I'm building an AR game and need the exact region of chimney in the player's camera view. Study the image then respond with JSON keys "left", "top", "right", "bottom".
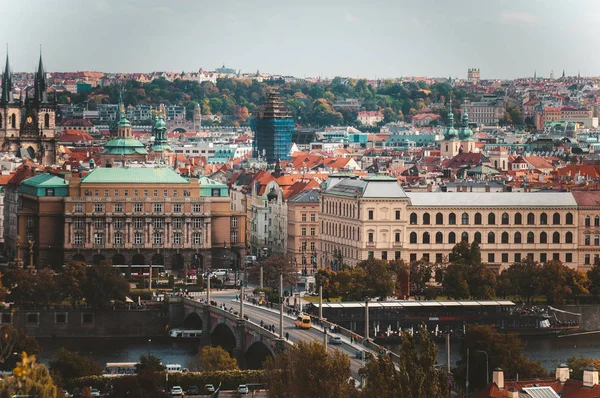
{"left": 556, "top": 363, "right": 569, "bottom": 383}
{"left": 507, "top": 388, "right": 519, "bottom": 398}
{"left": 583, "top": 367, "right": 598, "bottom": 387}
{"left": 493, "top": 367, "right": 505, "bottom": 390}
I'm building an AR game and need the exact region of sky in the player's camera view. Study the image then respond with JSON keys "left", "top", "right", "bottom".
{"left": 0, "top": 0, "right": 596, "bottom": 79}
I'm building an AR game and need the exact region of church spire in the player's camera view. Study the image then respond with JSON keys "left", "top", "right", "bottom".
{"left": 34, "top": 44, "right": 48, "bottom": 103}
{"left": 1, "top": 45, "right": 13, "bottom": 104}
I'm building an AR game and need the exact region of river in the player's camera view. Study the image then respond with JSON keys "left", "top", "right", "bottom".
{"left": 34, "top": 333, "right": 600, "bottom": 371}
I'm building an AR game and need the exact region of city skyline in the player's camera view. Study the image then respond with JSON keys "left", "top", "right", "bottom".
{"left": 0, "top": 0, "right": 597, "bottom": 79}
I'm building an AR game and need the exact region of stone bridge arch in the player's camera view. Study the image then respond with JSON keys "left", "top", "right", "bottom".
{"left": 245, "top": 338, "right": 275, "bottom": 370}
{"left": 210, "top": 319, "right": 240, "bottom": 354}
{"left": 182, "top": 312, "right": 203, "bottom": 330}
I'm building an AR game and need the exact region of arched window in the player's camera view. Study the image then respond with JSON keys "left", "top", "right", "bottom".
{"left": 436, "top": 213, "right": 443, "bottom": 225}
{"left": 488, "top": 213, "right": 496, "bottom": 225}
{"left": 449, "top": 213, "right": 456, "bottom": 225}
{"left": 436, "top": 232, "right": 443, "bottom": 244}
{"left": 44, "top": 113, "right": 50, "bottom": 128}
{"left": 488, "top": 232, "right": 495, "bottom": 244}
{"left": 10, "top": 113, "right": 15, "bottom": 128}
{"left": 474, "top": 213, "right": 482, "bottom": 225}
{"left": 540, "top": 213, "right": 548, "bottom": 225}
{"left": 423, "top": 232, "right": 430, "bottom": 244}
{"left": 553, "top": 212, "right": 560, "bottom": 225}
{"left": 514, "top": 213, "right": 522, "bottom": 225}
{"left": 566, "top": 213, "right": 573, "bottom": 225}
{"left": 586, "top": 216, "right": 591, "bottom": 227}
{"left": 540, "top": 232, "right": 547, "bottom": 244}
{"left": 566, "top": 232, "right": 573, "bottom": 244}
{"left": 501, "top": 232, "right": 509, "bottom": 244}
{"left": 514, "top": 232, "right": 521, "bottom": 244}
{"left": 474, "top": 232, "right": 481, "bottom": 243}
{"left": 410, "top": 232, "right": 417, "bottom": 244}
{"left": 501, "top": 213, "right": 509, "bottom": 225}
{"left": 527, "top": 232, "right": 534, "bottom": 244}
{"left": 527, "top": 212, "right": 535, "bottom": 225}
{"left": 461, "top": 212, "right": 469, "bottom": 225}
{"left": 423, "top": 213, "right": 430, "bottom": 225}
{"left": 448, "top": 232, "right": 456, "bottom": 244}
{"left": 553, "top": 232, "right": 560, "bottom": 244}
{"left": 596, "top": 216, "right": 600, "bottom": 227}
{"left": 410, "top": 213, "right": 417, "bottom": 225}
{"left": 461, "top": 232, "right": 469, "bottom": 242}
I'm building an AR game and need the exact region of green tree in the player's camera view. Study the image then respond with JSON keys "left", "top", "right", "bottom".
{"left": 539, "top": 260, "right": 589, "bottom": 304}
{"left": 0, "top": 352, "right": 58, "bottom": 398}
{"left": 500, "top": 260, "right": 541, "bottom": 303}
{"left": 264, "top": 341, "right": 357, "bottom": 398}
{"left": 135, "top": 354, "right": 165, "bottom": 373}
{"left": 83, "top": 262, "right": 130, "bottom": 308}
{"left": 587, "top": 264, "right": 600, "bottom": 297}
{"left": 32, "top": 268, "right": 61, "bottom": 308}
{"left": 248, "top": 254, "right": 296, "bottom": 292}
{"left": 357, "top": 259, "right": 396, "bottom": 299}
{"left": 49, "top": 348, "right": 102, "bottom": 381}
{"left": 360, "top": 326, "right": 449, "bottom": 398}
{"left": 196, "top": 346, "right": 238, "bottom": 372}
{"left": 453, "top": 325, "right": 548, "bottom": 392}
{"left": 58, "top": 261, "right": 88, "bottom": 306}
{"left": 565, "top": 356, "right": 600, "bottom": 380}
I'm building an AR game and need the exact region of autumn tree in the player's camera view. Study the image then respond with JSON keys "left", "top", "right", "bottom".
{"left": 566, "top": 356, "right": 600, "bottom": 380}
{"left": 0, "top": 326, "right": 40, "bottom": 371}
{"left": 196, "top": 346, "right": 238, "bottom": 372}
{"left": 0, "top": 352, "right": 58, "bottom": 398}
{"left": 248, "top": 254, "right": 297, "bottom": 292}
{"left": 58, "top": 261, "right": 88, "bottom": 306}
{"left": 360, "top": 326, "right": 449, "bottom": 398}
{"left": 264, "top": 341, "right": 357, "bottom": 398}
{"left": 539, "top": 260, "right": 589, "bottom": 304}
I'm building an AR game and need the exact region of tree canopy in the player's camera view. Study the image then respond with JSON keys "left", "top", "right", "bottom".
{"left": 196, "top": 346, "right": 238, "bottom": 372}
{"left": 49, "top": 348, "right": 102, "bottom": 382}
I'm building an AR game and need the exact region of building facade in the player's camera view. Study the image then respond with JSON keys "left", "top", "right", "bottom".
{"left": 287, "top": 190, "right": 319, "bottom": 273}
{"left": 251, "top": 89, "right": 295, "bottom": 163}
{"left": 461, "top": 101, "right": 504, "bottom": 126}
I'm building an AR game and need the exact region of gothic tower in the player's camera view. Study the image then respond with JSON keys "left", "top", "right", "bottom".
{"left": 193, "top": 103, "right": 202, "bottom": 131}
{"left": 0, "top": 49, "right": 21, "bottom": 143}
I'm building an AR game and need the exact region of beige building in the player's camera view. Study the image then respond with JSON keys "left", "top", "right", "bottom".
{"left": 320, "top": 175, "right": 583, "bottom": 272}
{"left": 287, "top": 190, "right": 320, "bottom": 273}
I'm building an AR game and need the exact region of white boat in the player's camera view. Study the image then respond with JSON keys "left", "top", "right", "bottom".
{"left": 169, "top": 328, "right": 203, "bottom": 338}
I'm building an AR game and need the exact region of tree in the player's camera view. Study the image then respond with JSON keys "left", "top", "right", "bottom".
{"left": 32, "top": 268, "right": 61, "bottom": 308}
{"left": 409, "top": 260, "right": 433, "bottom": 297}
{"left": 135, "top": 354, "right": 165, "bottom": 373}
{"left": 566, "top": 356, "right": 600, "bottom": 380}
{"left": 453, "top": 325, "right": 547, "bottom": 392}
{"left": 264, "top": 341, "right": 357, "bottom": 398}
{"left": 58, "top": 261, "right": 88, "bottom": 306}
{"left": 539, "top": 260, "right": 589, "bottom": 304}
{"left": 588, "top": 264, "right": 600, "bottom": 297}
{"left": 82, "top": 262, "right": 130, "bottom": 308}
{"left": 500, "top": 260, "right": 541, "bottom": 303}
{"left": 443, "top": 242, "right": 496, "bottom": 299}
{"left": 0, "top": 352, "right": 58, "bottom": 398}
{"left": 196, "top": 346, "right": 238, "bottom": 372}
{"left": 248, "top": 254, "right": 296, "bottom": 291}
{"left": 358, "top": 259, "right": 396, "bottom": 299}
{"left": 360, "top": 326, "right": 449, "bottom": 398}
{"left": 49, "top": 348, "right": 102, "bottom": 381}
{"left": 0, "top": 326, "right": 40, "bottom": 371}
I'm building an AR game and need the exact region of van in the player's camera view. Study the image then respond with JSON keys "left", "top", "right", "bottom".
{"left": 295, "top": 315, "right": 311, "bottom": 329}
{"left": 166, "top": 364, "right": 182, "bottom": 373}
{"left": 211, "top": 269, "right": 227, "bottom": 276}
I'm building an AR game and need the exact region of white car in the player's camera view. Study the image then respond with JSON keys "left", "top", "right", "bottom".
{"left": 205, "top": 384, "right": 215, "bottom": 393}
{"left": 170, "top": 386, "right": 184, "bottom": 396}
{"left": 90, "top": 389, "right": 100, "bottom": 397}
{"left": 328, "top": 336, "right": 342, "bottom": 345}
{"left": 237, "top": 384, "right": 249, "bottom": 394}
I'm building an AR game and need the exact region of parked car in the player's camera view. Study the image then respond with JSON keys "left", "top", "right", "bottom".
{"left": 170, "top": 386, "right": 184, "bottom": 396}
{"left": 355, "top": 349, "right": 365, "bottom": 359}
{"left": 328, "top": 336, "right": 342, "bottom": 345}
{"left": 187, "top": 385, "right": 199, "bottom": 395}
{"left": 237, "top": 385, "right": 249, "bottom": 394}
{"left": 90, "top": 388, "right": 101, "bottom": 397}
{"left": 204, "top": 384, "right": 215, "bottom": 393}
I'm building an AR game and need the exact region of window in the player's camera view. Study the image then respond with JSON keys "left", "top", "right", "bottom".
{"left": 394, "top": 232, "right": 402, "bottom": 243}
{"left": 94, "top": 204, "right": 104, "bottom": 213}
{"left": 173, "top": 204, "right": 182, "bottom": 213}
{"left": 163, "top": 189, "right": 168, "bottom": 197}
{"left": 114, "top": 203, "right": 123, "bottom": 213}
{"left": 381, "top": 251, "right": 388, "bottom": 260}
{"left": 410, "top": 253, "right": 417, "bottom": 263}
{"left": 113, "top": 218, "right": 124, "bottom": 229}
{"left": 552, "top": 232, "right": 560, "bottom": 244}
{"left": 553, "top": 212, "right": 560, "bottom": 225}
{"left": 134, "top": 232, "right": 143, "bottom": 245}
{"left": 585, "top": 254, "right": 591, "bottom": 265}
{"left": 488, "top": 253, "right": 495, "bottom": 263}
{"left": 114, "top": 189, "right": 119, "bottom": 197}
{"left": 474, "top": 232, "right": 481, "bottom": 243}
{"left": 368, "top": 232, "right": 374, "bottom": 243}
{"left": 540, "top": 232, "right": 547, "bottom": 244}
{"left": 134, "top": 190, "right": 138, "bottom": 197}
{"left": 94, "top": 232, "right": 104, "bottom": 245}
{"left": 596, "top": 216, "right": 600, "bottom": 227}
{"left": 435, "top": 232, "right": 443, "bottom": 244}
{"left": 461, "top": 213, "right": 469, "bottom": 225}
{"left": 192, "top": 232, "right": 202, "bottom": 245}
{"left": 540, "top": 253, "right": 547, "bottom": 263}
{"left": 153, "top": 218, "right": 164, "bottom": 229}
{"left": 586, "top": 216, "right": 591, "bottom": 227}
{"left": 82, "top": 313, "right": 94, "bottom": 324}
{"left": 501, "top": 232, "right": 509, "bottom": 244}
{"left": 74, "top": 232, "right": 84, "bottom": 245}
{"left": 124, "top": 190, "right": 129, "bottom": 197}
{"left": 302, "top": 213, "right": 307, "bottom": 222}
{"left": 449, "top": 213, "right": 456, "bottom": 225}
{"left": 93, "top": 218, "right": 104, "bottom": 229}
{"left": 153, "top": 231, "right": 163, "bottom": 245}
{"left": 211, "top": 188, "right": 221, "bottom": 197}
{"left": 113, "top": 232, "right": 123, "bottom": 245}
{"left": 74, "top": 203, "right": 83, "bottom": 213}
{"left": 540, "top": 213, "right": 548, "bottom": 225}
{"left": 368, "top": 210, "right": 374, "bottom": 220}
{"left": 488, "top": 232, "right": 495, "bottom": 244}
{"left": 461, "top": 232, "right": 468, "bottom": 242}
{"left": 133, "top": 218, "right": 144, "bottom": 229}
{"left": 144, "top": 190, "right": 148, "bottom": 197}
{"left": 192, "top": 218, "right": 203, "bottom": 228}
{"left": 73, "top": 218, "right": 84, "bottom": 229}
{"left": 436, "top": 253, "right": 443, "bottom": 264}
{"left": 310, "top": 213, "right": 316, "bottom": 222}
{"left": 566, "top": 253, "right": 573, "bottom": 263}
{"left": 134, "top": 203, "right": 143, "bottom": 212}
{"left": 527, "top": 213, "right": 535, "bottom": 225}
{"left": 488, "top": 213, "right": 496, "bottom": 225}
{"left": 55, "top": 313, "right": 67, "bottom": 324}
{"left": 193, "top": 203, "right": 202, "bottom": 212}
{"left": 448, "top": 232, "right": 456, "bottom": 244}
{"left": 501, "top": 213, "right": 509, "bottom": 225}
{"left": 514, "top": 213, "right": 522, "bottom": 225}
{"left": 409, "top": 232, "right": 417, "bottom": 244}
{"left": 310, "top": 242, "right": 315, "bottom": 251}
{"left": 436, "top": 213, "right": 443, "bottom": 225}
{"left": 395, "top": 210, "right": 401, "bottom": 220}
{"left": 409, "top": 213, "right": 417, "bottom": 224}
{"left": 527, "top": 232, "right": 534, "bottom": 244}
{"left": 310, "top": 227, "right": 315, "bottom": 236}
{"left": 515, "top": 253, "right": 521, "bottom": 262}
{"left": 423, "top": 232, "right": 430, "bottom": 244}
{"left": 566, "top": 232, "right": 573, "bottom": 244}
{"left": 46, "top": 188, "right": 55, "bottom": 196}
{"left": 423, "top": 213, "right": 431, "bottom": 225}
{"left": 173, "top": 232, "right": 182, "bottom": 245}
{"left": 395, "top": 251, "right": 401, "bottom": 260}
{"left": 26, "top": 313, "right": 39, "bottom": 325}
{"left": 302, "top": 227, "right": 307, "bottom": 236}
{"left": 566, "top": 213, "right": 573, "bottom": 225}
{"left": 553, "top": 253, "right": 560, "bottom": 261}
{"left": 183, "top": 190, "right": 190, "bottom": 197}
{"left": 153, "top": 204, "right": 163, "bottom": 213}
{"left": 596, "top": 235, "right": 600, "bottom": 246}
{"left": 514, "top": 232, "right": 521, "bottom": 244}
{"left": 474, "top": 213, "right": 482, "bottom": 225}
{"left": 154, "top": 190, "right": 158, "bottom": 197}
{"left": 172, "top": 218, "right": 183, "bottom": 229}
{"left": 501, "top": 253, "right": 509, "bottom": 263}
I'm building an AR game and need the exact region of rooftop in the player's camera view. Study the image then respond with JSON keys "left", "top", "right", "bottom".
{"left": 406, "top": 192, "right": 578, "bottom": 207}
{"left": 82, "top": 167, "right": 189, "bottom": 184}
{"left": 21, "top": 173, "right": 68, "bottom": 188}
{"left": 325, "top": 177, "right": 408, "bottom": 199}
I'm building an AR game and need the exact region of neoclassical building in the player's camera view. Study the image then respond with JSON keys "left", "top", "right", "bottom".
{"left": 319, "top": 175, "right": 596, "bottom": 272}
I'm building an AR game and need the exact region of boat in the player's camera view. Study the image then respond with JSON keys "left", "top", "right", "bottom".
{"left": 169, "top": 328, "right": 203, "bottom": 338}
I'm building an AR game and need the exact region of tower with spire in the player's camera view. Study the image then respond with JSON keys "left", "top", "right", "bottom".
{"left": 149, "top": 114, "right": 172, "bottom": 161}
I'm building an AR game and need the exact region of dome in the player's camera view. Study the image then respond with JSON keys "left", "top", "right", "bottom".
{"left": 443, "top": 111, "right": 458, "bottom": 140}
{"left": 155, "top": 115, "right": 167, "bottom": 130}
{"left": 117, "top": 116, "right": 131, "bottom": 127}
{"left": 458, "top": 112, "right": 473, "bottom": 140}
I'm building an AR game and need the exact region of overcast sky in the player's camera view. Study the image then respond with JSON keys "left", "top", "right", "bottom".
{"left": 0, "top": 0, "right": 595, "bottom": 79}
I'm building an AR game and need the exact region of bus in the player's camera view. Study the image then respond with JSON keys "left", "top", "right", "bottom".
{"left": 295, "top": 314, "right": 312, "bottom": 329}
{"left": 104, "top": 362, "right": 138, "bottom": 376}
{"left": 112, "top": 264, "right": 165, "bottom": 277}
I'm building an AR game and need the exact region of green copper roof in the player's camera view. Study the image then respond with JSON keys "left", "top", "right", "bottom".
{"left": 150, "top": 143, "right": 171, "bottom": 152}
{"left": 22, "top": 173, "right": 68, "bottom": 188}
{"left": 102, "top": 137, "right": 148, "bottom": 155}
{"left": 117, "top": 116, "right": 131, "bottom": 127}
{"left": 82, "top": 167, "right": 189, "bottom": 184}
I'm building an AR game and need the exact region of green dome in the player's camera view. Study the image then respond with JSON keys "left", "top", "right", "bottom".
{"left": 102, "top": 137, "right": 148, "bottom": 155}
{"left": 117, "top": 116, "right": 131, "bottom": 127}
{"left": 458, "top": 112, "right": 473, "bottom": 140}
{"left": 155, "top": 115, "right": 166, "bottom": 130}
{"left": 443, "top": 111, "right": 458, "bottom": 140}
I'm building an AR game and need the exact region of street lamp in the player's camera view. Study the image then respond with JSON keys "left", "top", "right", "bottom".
{"left": 474, "top": 350, "right": 489, "bottom": 385}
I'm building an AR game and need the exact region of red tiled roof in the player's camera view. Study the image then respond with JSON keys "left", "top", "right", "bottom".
{"left": 572, "top": 191, "right": 600, "bottom": 206}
